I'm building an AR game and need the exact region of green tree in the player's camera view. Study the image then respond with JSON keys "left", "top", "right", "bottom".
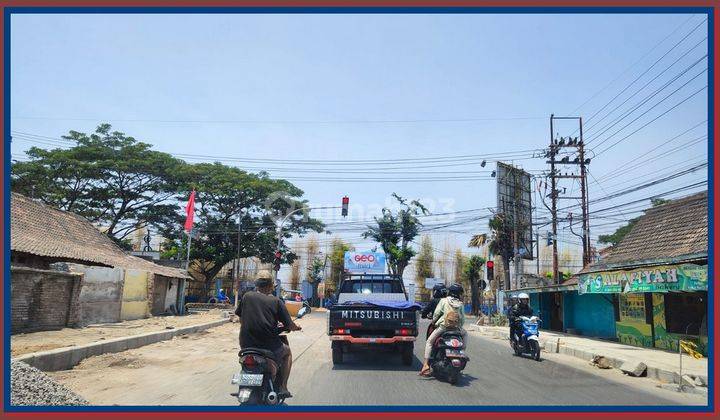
{"left": 307, "top": 256, "right": 325, "bottom": 307}
{"left": 11, "top": 124, "right": 185, "bottom": 248}
{"left": 414, "top": 235, "right": 435, "bottom": 292}
{"left": 166, "top": 162, "right": 323, "bottom": 296}
{"left": 598, "top": 198, "right": 668, "bottom": 246}
{"left": 487, "top": 214, "right": 514, "bottom": 290}
{"left": 453, "top": 249, "right": 468, "bottom": 290}
{"left": 328, "top": 238, "right": 353, "bottom": 293}
{"left": 463, "top": 255, "right": 486, "bottom": 316}
{"left": 363, "top": 194, "right": 428, "bottom": 277}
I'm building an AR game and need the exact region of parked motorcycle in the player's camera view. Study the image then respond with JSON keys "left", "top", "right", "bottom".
{"left": 510, "top": 315, "right": 542, "bottom": 361}
{"left": 429, "top": 329, "right": 469, "bottom": 385}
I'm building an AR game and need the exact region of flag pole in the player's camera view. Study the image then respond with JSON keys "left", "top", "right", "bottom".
{"left": 185, "top": 230, "right": 192, "bottom": 270}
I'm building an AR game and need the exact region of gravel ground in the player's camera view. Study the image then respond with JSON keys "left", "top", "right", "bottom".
{"left": 11, "top": 361, "right": 89, "bottom": 406}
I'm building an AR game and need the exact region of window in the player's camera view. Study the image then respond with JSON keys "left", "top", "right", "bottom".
{"left": 664, "top": 292, "right": 706, "bottom": 335}
{"left": 340, "top": 280, "right": 403, "bottom": 294}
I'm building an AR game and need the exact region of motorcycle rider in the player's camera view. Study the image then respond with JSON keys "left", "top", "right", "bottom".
{"left": 421, "top": 284, "right": 448, "bottom": 319}
{"left": 509, "top": 292, "right": 533, "bottom": 345}
{"left": 419, "top": 283, "right": 467, "bottom": 376}
{"left": 235, "top": 272, "right": 301, "bottom": 397}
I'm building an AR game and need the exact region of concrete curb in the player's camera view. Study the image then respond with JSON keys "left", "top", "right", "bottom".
{"left": 473, "top": 327, "right": 707, "bottom": 387}
{"left": 12, "top": 318, "right": 230, "bottom": 372}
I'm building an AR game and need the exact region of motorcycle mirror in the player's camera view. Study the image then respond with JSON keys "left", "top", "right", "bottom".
{"left": 297, "top": 306, "right": 308, "bottom": 319}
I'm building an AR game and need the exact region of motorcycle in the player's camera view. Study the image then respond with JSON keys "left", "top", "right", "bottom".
{"left": 231, "top": 309, "right": 307, "bottom": 405}
{"left": 510, "top": 315, "right": 542, "bottom": 361}
{"left": 429, "top": 329, "right": 469, "bottom": 385}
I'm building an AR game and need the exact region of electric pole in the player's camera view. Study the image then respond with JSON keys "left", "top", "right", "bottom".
{"left": 546, "top": 115, "right": 592, "bottom": 283}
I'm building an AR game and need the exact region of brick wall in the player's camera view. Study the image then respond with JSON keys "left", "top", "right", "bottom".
{"left": 11, "top": 266, "right": 83, "bottom": 333}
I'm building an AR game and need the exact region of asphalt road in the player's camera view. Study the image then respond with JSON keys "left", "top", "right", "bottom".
{"left": 289, "top": 314, "right": 704, "bottom": 406}
{"left": 50, "top": 311, "right": 706, "bottom": 406}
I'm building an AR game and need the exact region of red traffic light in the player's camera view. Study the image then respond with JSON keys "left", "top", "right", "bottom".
{"left": 274, "top": 251, "right": 282, "bottom": 259}
{"left": 486, "top": 261, "right": 494, "bottom": 269}
{"left": 341, "top": 196, "right": 349, "bottom": 217}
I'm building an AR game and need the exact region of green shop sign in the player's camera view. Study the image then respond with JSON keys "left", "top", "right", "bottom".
{"left": 578, "top": 264, "right": 707, "bottom": 294}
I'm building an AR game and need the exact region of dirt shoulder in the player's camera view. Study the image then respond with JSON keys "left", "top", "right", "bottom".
{"left": 11, "top": 310, "right": 228, "bottom": 357}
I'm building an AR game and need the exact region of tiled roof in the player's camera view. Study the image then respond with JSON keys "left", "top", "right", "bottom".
{"left": 585, "top": 191, "right": 707, "bottom": 272}
{"left": 11, "top": 193, "right": 189, "bottom": 278}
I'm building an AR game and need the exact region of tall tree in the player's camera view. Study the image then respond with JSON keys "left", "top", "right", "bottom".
{"left": 167, "top": 162, "right": 323, "bottom": 295}
{"left": 453, "top": 249, "right": 468, "bottom": 290}
{"left": 304, "top": 236, "right": 322, "bottom": 306}
{"left": 363, "top": 193, "right": 428, "bottom": 277}
{"left": 11, "top": 124, "right": 185, "bottom": 248}
{"left": 307, "top": 256, "right": 325, "bottom": 307}
{"left": 463, "top": 255, "right": 486, "bottom": 316}
{"left": 327, "top": 238, "right": 353, "bottom": 294}
{"left": 290, "top": 260, "right": 301, "bottom": 291}
{"left": 414, "top": 235, "right": 435, "bottom": 292}
{"left": 487, "top": 214, "right": 515, "bottom": 291}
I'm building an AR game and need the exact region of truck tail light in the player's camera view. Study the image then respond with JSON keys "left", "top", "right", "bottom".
{"left": 395, "top": 328, "right": 412, "bottom": 336}
{"left": 334, "top": 328, "right": 350, "bottom": 335}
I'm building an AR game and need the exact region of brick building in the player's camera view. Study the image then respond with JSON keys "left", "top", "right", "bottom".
{"left": 10, "top": 193, "right": 191, "bottom": 332}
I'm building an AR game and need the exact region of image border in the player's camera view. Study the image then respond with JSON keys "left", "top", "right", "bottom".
{"left": 1, "top": 2, "right": 716, "bottom": 416}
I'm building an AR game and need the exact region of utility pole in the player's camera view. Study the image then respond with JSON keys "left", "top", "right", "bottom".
{"left": 547, "top": 115, "right": 592, "bottom": 282}
{"left": 549, "top": 115, "right": 559, "bottom": 285}
{"left": 234, "top": 212, "right": 245, "bottom": 308}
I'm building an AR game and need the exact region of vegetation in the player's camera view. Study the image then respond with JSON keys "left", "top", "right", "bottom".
{"left": 414, "top": 235, "right": 435, "bottom": 291}
{"left": 363, "top": 193, "right": 428, "bottom": 277}
{"left": 327, "top": 238, "right": 353, "bottom": 293}
{"left": 11, "top": 124, "right": 324, "bottom": 295}
{"left": 463, "top": 255, "right": 486, "bottom": 315}
{"left": 486, "top": 214, "right": 515, "bottom": 290}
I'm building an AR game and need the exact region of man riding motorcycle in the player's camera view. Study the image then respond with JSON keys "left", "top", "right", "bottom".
{"left": 235, "top": 274, "right": 301, "bottom": 397}
{"left": 421, "top": 284, "right": 448, "bottom": 320}
{"left": 419, "top": 283, "right": 467, "bottom": 376}
{"left": 509, "top": 292, "right": 533, "bottom": 345}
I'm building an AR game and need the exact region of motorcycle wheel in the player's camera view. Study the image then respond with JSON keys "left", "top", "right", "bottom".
{"left": 530, "top": 340, "right": 541, "bottom": 361}
{"left": 511, "top": 340, "right": 521, "bottom": 356}
{"left": 238, "top": 388, "right": 263, "bottom": 406}
{"left": 447, "top": 370, "right": 459, "bottom": 385}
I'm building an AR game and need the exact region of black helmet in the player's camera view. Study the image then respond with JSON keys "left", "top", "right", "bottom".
{"left": 448, "top": 283, "right": 464, "bottom": 298}
{"left": 432, "top": 284, "right": 447, "bottom": 299}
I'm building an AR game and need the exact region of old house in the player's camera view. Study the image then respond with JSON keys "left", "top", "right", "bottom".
{"left": 10, "top": 193, "right": 191, "bottom": 332}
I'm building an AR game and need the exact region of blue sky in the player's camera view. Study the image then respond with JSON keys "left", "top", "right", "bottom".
{"left": 9, "top": 12, "right": 709, "bottom": 282}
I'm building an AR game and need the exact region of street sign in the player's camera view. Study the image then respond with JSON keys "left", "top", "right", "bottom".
{"left": 344, "top": 251, "right": 386, "bottom": 274}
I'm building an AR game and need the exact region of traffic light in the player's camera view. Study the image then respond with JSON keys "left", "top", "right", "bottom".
{"left": 273, "top": 250, "right": 282, "bottom": 272}
{"left": 486, "top": 260, "right": 494, "bottom": 281}
{"left": 546, "top": 232, "right": 555, "bottom": 246}
{"left": 478, "top": 279, "right": 487, "bottom": 291}
{"left": 341, "top": 196, "right": 349, "bottom": 217}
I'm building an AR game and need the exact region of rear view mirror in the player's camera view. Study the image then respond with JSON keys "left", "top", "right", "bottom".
{"left": 297, "top": 306, "right": 308, "bottom": 319}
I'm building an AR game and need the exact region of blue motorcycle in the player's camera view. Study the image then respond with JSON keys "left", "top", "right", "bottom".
{"left": 510, "top": 316, "right": 541, "bottom": 361}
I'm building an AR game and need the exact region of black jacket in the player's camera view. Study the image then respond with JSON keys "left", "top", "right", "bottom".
{"left": 510, "top": 303, "right": 533, "bottom": 322}
{"left": 421, "top": 298, "right": 441, "bottom": 319}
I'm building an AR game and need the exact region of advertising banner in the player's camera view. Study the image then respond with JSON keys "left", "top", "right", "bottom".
{"left": 344, "top": 251, "right": 387, "bottom": 274}
{"left": 578, "top": 263, "right": 707, "bottom": 294}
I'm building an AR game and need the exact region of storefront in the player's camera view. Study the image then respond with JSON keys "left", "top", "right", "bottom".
{"left": 578, "top": 263, "right": 708, "bottom": 354}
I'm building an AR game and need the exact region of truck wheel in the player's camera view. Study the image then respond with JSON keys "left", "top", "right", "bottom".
{"left": 401, "top": 344, "right": 413, "bottom": 366}
{"left": 332, "top": 343, "right": 344, "bottom": 365}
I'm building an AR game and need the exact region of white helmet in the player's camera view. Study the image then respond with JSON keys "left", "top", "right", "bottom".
{"left": 518, "top": 292, "right": 529, "bottom": 300}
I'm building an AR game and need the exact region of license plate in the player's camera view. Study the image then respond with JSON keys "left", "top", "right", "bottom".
{"left": 445, "top": 349, "right": 465, "bottom": 357}
{"left": 238, "top": 373, "right": 264, "bottom": 386}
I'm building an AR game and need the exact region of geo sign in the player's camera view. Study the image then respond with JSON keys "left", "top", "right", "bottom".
{"left": 344, "top": 251, "right": 387, "bottom": 274}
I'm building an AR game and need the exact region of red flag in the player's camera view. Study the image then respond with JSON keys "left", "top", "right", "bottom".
{"left": 184, "top": 190, "right": 196, "bottom": 233}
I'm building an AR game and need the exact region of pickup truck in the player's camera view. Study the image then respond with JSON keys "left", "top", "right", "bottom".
{"left": 328, "top": 274, "right": 420, "bottom": 366}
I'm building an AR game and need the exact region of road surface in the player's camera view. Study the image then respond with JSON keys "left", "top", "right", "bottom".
{"left": 50, "top": 312, "right": 706, "bottom": 406}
